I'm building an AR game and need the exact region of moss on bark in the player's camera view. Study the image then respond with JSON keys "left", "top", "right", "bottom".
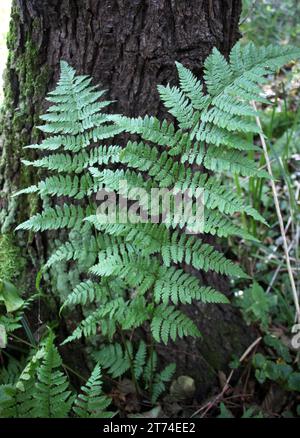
{"left": 0, "top": 0, "right": 51, "bottom": 290}
{"left": 0, "top": 1, "right": 51, "bottom": 234}
{"left": 0, "top": 233, "right": 24, "bottom": 282}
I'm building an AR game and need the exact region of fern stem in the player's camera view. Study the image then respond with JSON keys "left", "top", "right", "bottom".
{"left": 21, "top": 316, "right": 37, "bottom": 347}
{"left": 252, "top": 101, "right": 300, "bottom": 324}
{"left": 62, "top": 364, "right": 86, "bottom": 382}
{"left": 233, "top": 173, "right": 248, "bottom": 231}
{"left": 10, "top": 333, "right": 37, "bottom": 349}
{"left": 118, "top": 323, "right": 140, "bottom": 396}
{"left": 96, "top": 251, "right": 141, "bottom": 395}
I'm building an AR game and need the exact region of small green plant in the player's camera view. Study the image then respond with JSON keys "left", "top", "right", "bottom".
{"left": 93, "top": 340, "right": 176, "bottom": 403}
{"left": 236, "top": 282, "right": 277, "bottom": 329}
{"left": 218, "top": 402, "right": 263, "bottom": 418}
{"left": 253, "top": 343, "right": 300, "bottom": 393}
{"left": 0, "top": 279, "right": 34, "bottom": 348}
{"left": 235, "top": 281, "right": 300, "bottom": 415}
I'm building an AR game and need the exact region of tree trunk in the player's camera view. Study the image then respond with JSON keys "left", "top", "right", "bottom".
{"left": 0, "top": 0, "right": 254, "bottom": 398}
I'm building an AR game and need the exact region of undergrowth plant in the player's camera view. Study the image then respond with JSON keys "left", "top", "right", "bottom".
{"left": 0, "top": 332, "right": 113, "bottom": 418}
{"left": 0, "top": 279, "right": 34, "bottom": 348}
{"left": 233, "top": 281, "right": 300, "bottom": 416}
{"left": 12, "top": 42, "right": 300, "bottom": 411}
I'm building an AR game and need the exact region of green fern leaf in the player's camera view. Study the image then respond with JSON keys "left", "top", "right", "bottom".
{"left": 73, "top": 365, "right": 112, "bottom": 418}
{"left": 151, "top": 305, "right": 201, "bottom": 344}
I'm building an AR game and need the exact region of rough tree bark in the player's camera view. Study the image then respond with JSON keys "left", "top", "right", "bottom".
{"left": 0, "top": 0, "right": 254, "bottom": 397}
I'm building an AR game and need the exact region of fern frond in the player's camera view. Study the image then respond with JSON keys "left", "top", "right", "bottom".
{"left": 21, "top": 145, "right": 121, "bottom": 174}
{"left": 157, "top": 84, "right": 196, "bottom": 130}
{"left": 33, "top": 334, "right": 73, "bottom": 418}
{"left": 62, "top": 279, "right": 109, "bottom": 308}
{"left": 133, "top": 341, "right": 147, "bottom": 380}
{"left": 16, "top": 204, "right": 95, "bottom": 232}
{"left": 151, "top": 305, "right": 201, "bottom": 344}
{"left": 16, "top": 47, "right": 300, "bottom": 380}
{"left": 154, "top": 266, "right": 229, "bottom": 305}
{"left": 114, "top": 115, "right": 184, "bottom": 148}
{"left": 16, "top": 174, "right": 98, "bottom": 200}
{"left": 93, "top": 343, "right": 132, "bottom": 378}
{"left": 63, "top": 298, "right": 126, "bottom": 343}
{"left": 204, "top": 146, "right": 269, "bottom": 177}
{"left": 120, "top": 297, "right": 150, "bottom": 330}
{"left": 0, "top": 382, "right": 35, "bottom": 418}
{"left": 151, "top": 363, "right": 176, "bottom": 403}
{"left": 175, "top": 61, "right": 209, "bottom": 110}
{"left": 73, "top": 365, "right": 112, "bottom": 418}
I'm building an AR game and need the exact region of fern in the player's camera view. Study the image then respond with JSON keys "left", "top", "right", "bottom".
{"left": 0, "top": 381, "right": 36, "bottom": 418}
{"left": 150, "top": 305, "right": 201, "bottom": 345}
{"left": 151, "top": 363, "right": 176, "bottom": 403}
{"left": 93, "top": 340, "right": 175, "bottom": 403}
{"left": 15, "top": 44, "right": 300, "bottom": 407}
{"left": 61, "top": 279, "right": 109, "bottom": 308}
{"left": 43, "top": 230, "right": 104, "bottom": 269}
{"left": 62, "top": 297, "right": 128, "bottom": 344}
{"left": 33, "top": 335, "right": 74, "bottom": 418}
{"left": 85, "top": 218, "right": 246, "bottom": 278}
{"left": 0, "top": 335, "right": 72, "bottom": 418}
{"left": 0, "top": 349, "right": 40, "bottom": 417}
{"left": 133, "top": 341, "right": 147, "bottom": 380}
{"left": 0, "top": 334, "right": 113, "bottom": 418}
{"left": 93, "top": 343, "right": 132, "bottom": 378}
{"left": 154, "top": 266, "right": 229, "bottom": 305}
{"left": 16, "top": 204, "right": 94, "bottom": 232}
{"left": 22, "top": 145, "right": 121, "bottom": 174}
{"left": 73, "top": 364, "right": 112, "bottom": 418}
{"left": 16, "top": 174, "right": 101, "bottom": 200}
{"left": 0, "top": 358, "right": 26, "bottom": 386}
{"left": 91, "top": 157, "right": 267, "bottom": 224}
